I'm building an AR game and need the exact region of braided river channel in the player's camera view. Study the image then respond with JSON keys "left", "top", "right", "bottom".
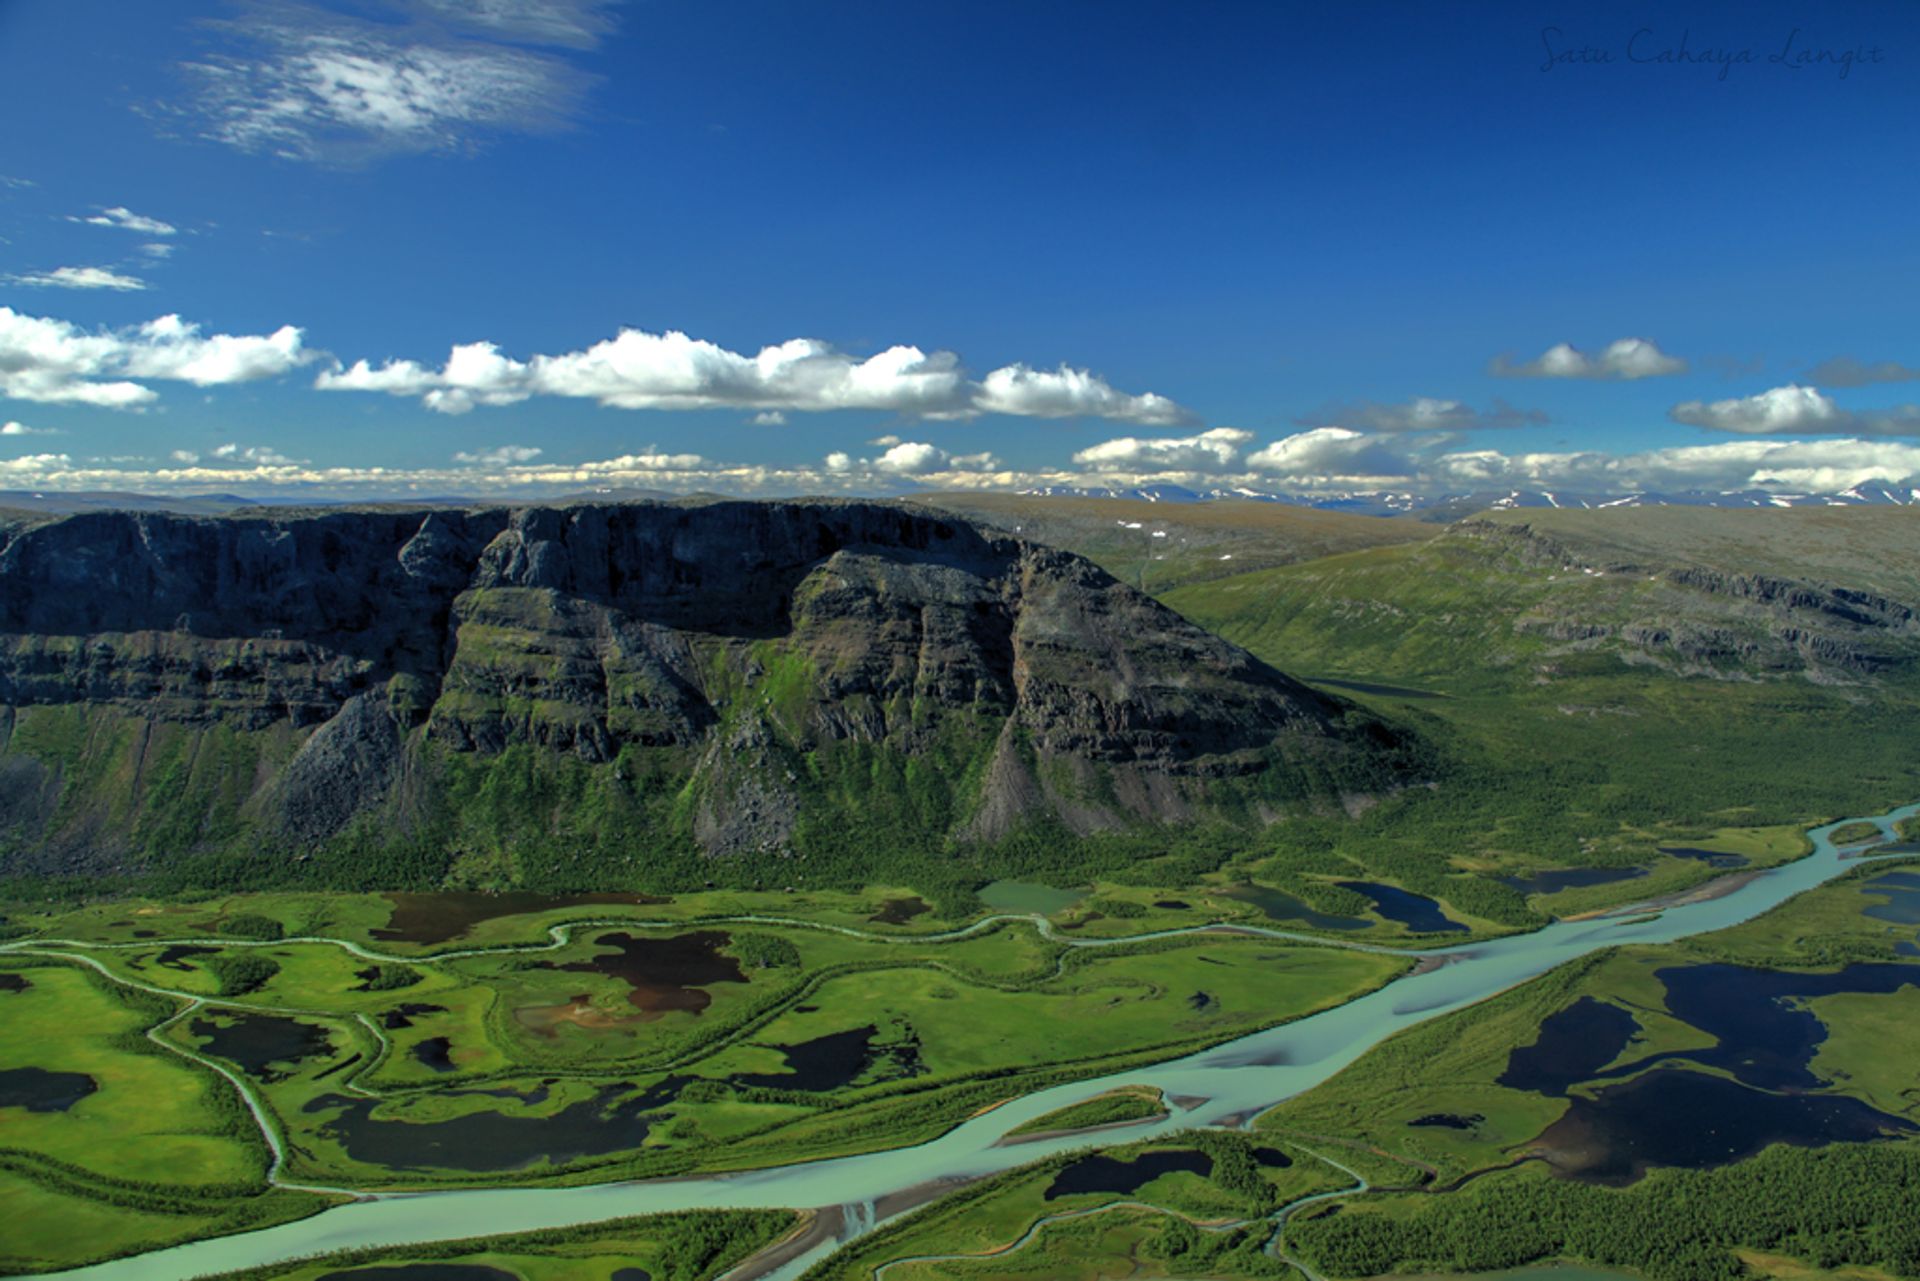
{"left": 29, "top": 803, "right": 1920, "bottom": 1281}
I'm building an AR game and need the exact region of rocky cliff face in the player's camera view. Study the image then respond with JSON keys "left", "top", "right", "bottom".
{"left": 0, "top": 500, "right": 1420, "bottom": 873}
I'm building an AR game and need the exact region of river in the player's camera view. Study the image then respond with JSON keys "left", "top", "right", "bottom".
{"left": 25, "top": 804, "right": 1920, "bottom": 1281}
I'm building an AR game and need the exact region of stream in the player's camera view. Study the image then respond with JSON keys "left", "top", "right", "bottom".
{"left": 17, "top": 803, "right": 1920, "bottom": 1281}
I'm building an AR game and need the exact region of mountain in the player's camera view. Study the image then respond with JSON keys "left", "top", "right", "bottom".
{"left": 0, "top": 500, "right": 1424, "bottom": 883}
{"left": 914, "top": 492, "right": 1428, "bottom": 593}
{"left": 1166, "top": 506, "right": 1920, "bottom": 689}
{"left": 1013, "top": 484, "right": 1920, "bottom": 521}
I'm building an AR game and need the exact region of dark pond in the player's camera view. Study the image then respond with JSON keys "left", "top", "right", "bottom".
{"left": 1538, "top": 1067, "right": 1913, "bottom": 1184}
{"left": 868, "top": 896, "right": 931, "bottom": 926}
{"left": 1861, "top": 871, "right": 1920, "bottom": 926}
{"left": 1409, "top": 1112, "right": 1484, "bottom": 1130}
{"left": 1252, "top": 1145, "right": 1293, "bottom": 1168}
{"left": 1223, "top": 883, "right": 1368, "bottom": 932}
{"left": 1612, "top": 962, "right": 1920, "bottom": 1092}
{"left": 315, "top": 1266, "right": 519, "bottom": 1281}
{"left": 382, "top": 1003, "right": 448, "bottom": 1030}
{"left": 1498, "top": 997, "right": 1641, "bottom": 1097}
{"left": 307, "top": 1076, "right": 686, "bottom": 1173}
{"left": 152, "top": 944, "right": 219, "bottom": 971}
{"left": 730, "top": 1024, "right": 923, "bottom": 1093}
{"left": 373, "top": 892, "right": 668, "bottom": 946}
{"left": 1044, "top": 1148, "right": 1214, "bottom": 1199}
{"left": 544, "top": 931, "right": 747, "bottom": 1016}
{"left": 0, "top": 1066, "right": 98, "bottom": 1112}
{"left": 1660, "top": 846, "right": 1751, "bottom": 869}
{"left": 1336, "top": 881, "right": 1466, "bottom": 933}
{"left": 413, "top": 1037, "right": 456, "bottom": 1074}
{"left": 610, "top": 1270, "right": 654, "bottom": 1281}
{"left": 0, "top": 973, "right": 29, "bottom": 993}
{"left": 191, "top": 1012, "right": 335, "bottom": 1079}
{"left": 1154, "top": 899, "right": 1189, "bottom": 910}
{"left": 1499, "top": 866, "right": 1647, "bottom": 897}
{"left": 132, "top": 929, "right": 157, "bottom": 938}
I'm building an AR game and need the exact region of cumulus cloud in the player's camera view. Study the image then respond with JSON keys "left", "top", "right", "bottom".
{"left": 1492, "top": 337, "right": 1687, "bottom": 380}
{"left": 1804, "top": 356, "right": 1920, "bottom": 388}
{"left": 972, "top": 364, "right": 1194, "bottom": 425}
{"left": 170, "top": 449, "right": 201, "bottom": 463}
{"left": 1298, "top": 396, "right": 1547, "bottom": 432}
{"left": 8, "top": 266, "right": 150, "bottom": 292}
{"left": 750, "top": 411, "right": 787, "bottom": 426}
{"left": 213, "top": 442, "right": 304, "bottom": 465}
{"left": 2, "top": 421, "right": 59, "bottom": 436}
{"left": 0, "top": 308, "right": 312, "bottom": 408}
{"left": 1669, "top": 384, "right": 1920, "bottom": 437}
{"left": 318, "top": 327, "right": 1191, "bottom": 423}
{"left": 1073, "top": 427, "right": 1252, "bottom": 472}
{"left": 73, "top": 206, "right": 177, "bottom": 235}
{"left": 454, "top": 443, "right": 543, "bottom": 465}
{"left": 177, "top": 1, "right": 612, "bottom": 163}
{"left": 823, "top": 451, "right": 853, "bottom": 472}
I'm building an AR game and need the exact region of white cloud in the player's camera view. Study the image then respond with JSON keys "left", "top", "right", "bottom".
{"left": 0, "top": 307, "right": 311, "bottom": 408}
{"left": 869, "top": 434, "right": 901, "bottom": 446}
{"left": 181, "top": 3, "right": 605, "bottom": 163}
{"left": 213, "top": 442, "right": 304, "bottom": 465}
{"left": 1, "top": 421, "right": 58, "bottom": 436}
{"left": 751, "top": 410, "right": 787, "bottom": 426}
{"left": 1492, "top": 337, "right": 1687, "bottom": 380}
{"left": 1073, "top": 427, "right": 1252, "bottom": 472}
{"left": 319, "top": 327, "right": 1192, "bottom": 423}
{"left": 871, "top": 441, "right": 946, "bottom": 474}
{"left": 8, "top": 266, "right": 150, "bottom": 292}
{"left": 824, "top": 451, "right": 853, "bottom": 472}
{"left": 74, "top": 206, "right": 177, "bottom": 235}
{"left": 1244, "top": 427, "right": 1427, "bottom": 484}
{"left": 972, "top": 363, "right": 1194, "bottom": 425}
{"left": 1300, "top": 396, "right": 1547, "bottom": 432}
{"left": 454, "top": 444, "right": 543, "bottom": 465}
{"left": 141, "top": 243, "right": 176, "bottom": 260}
{"left": 1669, "top": 384, "right": 1920, "bottom": 437}
{"left": 170, "top": 449, "right": 201, "bottom": 463}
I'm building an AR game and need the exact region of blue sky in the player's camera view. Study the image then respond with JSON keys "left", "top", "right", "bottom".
{"left": 2, "top": 0, "right": 1918, "bottom": 499}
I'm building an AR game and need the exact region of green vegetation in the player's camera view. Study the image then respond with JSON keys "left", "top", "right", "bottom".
{"left": 1288, "top": 1146, "right": 1920, "bottom": 1281}
{"left": 217, "top": 913, "right": 285, "bottom": 941}
{"left": 212, "top": 1209, "right": 799, "bottom": 1281}
{"left": 206, "top": 951, "right": 280, "bottom": 996}
{"left": 1830, "top": 821, "right": 1885, "bottom": 846}
{"left": 1006, "top": 1088, "right": 1167, "bottom": 1137}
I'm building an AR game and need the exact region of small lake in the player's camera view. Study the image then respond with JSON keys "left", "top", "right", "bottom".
{"left": 1497, "top": 997, "right": 1640, "bottom": 1097}
{"left": 373, "top": 892, "right": 668, "bottom": 946}
{"left": 729, "top": 1024, "right": 924, "bottom": 1093}
{"left": 0, "top": 1066, "right": 97, "bottom": 1112}
{"left": 191, "top": 1013, "right": 335, "bottom": 1079}
{"left": 544, "top": 931, "right": 747, "bottom": 1016}
{"left": 867, "top": 896, "right": 931, "bottom": 926}
{"left": 1862, "top": 870, "right": 1920, "bottom": 925}
{"left": 1337, "top": 881, "right": 1466, "bottom": 933}
{"left": 308, "top": 1077, "right": 685, "bottom": 1173}
{"left": 977, "top": 881, "right": 1085, "bottom": 916}
{"left": 1222, "top": 883, "right": 1369, "bottom": 932}
{"left": 1538, "top": 1066, "right": 1912, "bottom": 1184}
{"left": 1044, "top": 1148, "right": 1212, "bottom": 1199}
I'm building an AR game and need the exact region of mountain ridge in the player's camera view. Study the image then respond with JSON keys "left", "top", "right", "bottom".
{"left": 0, "top": 499, "right": 1424, "bottom": 881}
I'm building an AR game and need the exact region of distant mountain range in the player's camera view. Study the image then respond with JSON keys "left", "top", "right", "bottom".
{"left": 1015, "top": 484, "right": 1920, "bottom": 520}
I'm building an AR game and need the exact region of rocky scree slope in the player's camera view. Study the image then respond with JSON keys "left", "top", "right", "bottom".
{"left": 0, "top": 500, "right": 1421, "bottom": 874}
